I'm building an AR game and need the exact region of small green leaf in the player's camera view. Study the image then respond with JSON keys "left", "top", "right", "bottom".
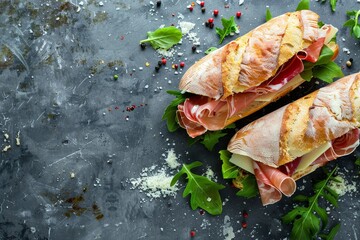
{"left": 353, "top": 25, "right": 360, "bottom": 38}
{"left": 205, "top": 47, "right": 218, "bottom": 55}
{"left": 296, "top": 0, "right": 310, "bottom": 11}
{"left": 200, "top": 131, "right": 227, "bottom": 151}
{"left": 319, "top": 223, "right": 341, "bottom": 240}
{"left": 343, "top": 19, "right": 355, "bottom": 27}
{"left": 312, "top": 62, "right": 344, "bottom": 83}
{"left": 355, "top": 158, "right": 360, "bottom": 166}
{"left": 322, "top": 192, "right": 338, "bottom": 207}
{"left": 293, "top": 194, "right": 308, "bottom": 202}
{"left": 282, "top": 207, "right": 307, "bottom": 223}
{"left": 234, "top": 171, "right": 259, "bottom": 198}
{"left": 219, "top": 150, "right": 239, "bottom": 179}
{"left": 318, "top": 21, "right": 325, "bottom": 28}
{"left": 162, "top": 90, "right": 187, "bottom": 132}
{"left": 346, "top": 10, "right": 358, "bottom": 16}
{"left": 265, "top": 7, "right": 272, "bottom": 22}
{"left": 313, "top": 203, "right": 328, "bottom": 230}
{"left": 291, "top": 212, "right": 320, "bottom": 239}
{"left": 140, "top": 26, "right": 182, "bottom": 50}
{"left": 330, "top": 0, "right": 337, "bottom": 12}
{"left": 171, "top": 161, "right": 225, "bottom": 215}
{"left": 215, "top": 16, "right": 239, "bottom": 44}
{"left": 300, "top": 69, "right": 313, "bottom": 82}
{"left": 314, "top": 45, "right": 334, "bottom": 66}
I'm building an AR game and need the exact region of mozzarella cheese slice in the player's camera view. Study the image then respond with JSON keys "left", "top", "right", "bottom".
{"left": 296, "top": 142, "right": 331, "bottom": 171}
{"left": 229, "top": 154, "right": 254, "bottom": 174}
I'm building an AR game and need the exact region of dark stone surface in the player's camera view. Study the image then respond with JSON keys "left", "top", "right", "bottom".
{"left": 0, "top": 0, "right": 359, "bottom": 239}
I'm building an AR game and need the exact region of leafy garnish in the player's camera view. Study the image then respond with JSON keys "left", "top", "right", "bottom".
{"left": 162, "top": 90, "right": 187, "bottom": 132}
{"left": 215, "top": 16, "right": 239, "bottom": 44}
{"left": 171, "top": 161, "right": 225, "bottom": 215}
{"left": 343, "top": 10, "right": 360, "bottom": 40}
{"left": 233, "top": 169, "right": 258, "bottom": 198}
{"left": 301, "top": 45, "right": 343, "bottom": 83}
{"left": 319, "top": 223, "right": 341, "bottom": 240}
{"left": 265, "top": 7, "right": 272, "bottom": 22}
{"left": 318, "top": 21, "right": 325, "bottom": 28}
{"left": 140, "top": 26, "right": 182, "bottom": 50}
{"left": 201, "top": 131, "right": 227, "bottom": 151}
{"left": 296, "top": 0, "right": 310, "bottom": 11}
{"left": 282, "top": 167, "right": 340, "bottom": 240}
{"left": 205, "top": 47, "right": 218, "bottom": 55}
{"left": 330, "top": 0, "right": 337, "bottom": 12}
{"left": 219, "top": 150, "right": 238, "bottom": 179}
{"left": 355, "top": 158, "right": 360, "bottom": 166}
{"left": 189, "top": 124, "right": 235, "bottom": 151}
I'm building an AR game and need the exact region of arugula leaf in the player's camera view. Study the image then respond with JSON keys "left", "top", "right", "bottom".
{"left": 162, "top": 90, "right": 187, "bottom": 132}
{"left": 219, "top": 150, "right": 238, "bottom": 179}
{"left": 205, "top": 47, "right": 218, "bottom": 55}
{"left": 318, "top": 21, "right": 325, "bottom": 28}
{"left": 319, "top": 223, "right": 341, "bottom": 240}
{"left": 282, "top": 167, "right": 340, "bottom": 240}
{"left": 265, "top": 7, "right": 272, "bottom": 22}
{"left": 301, "top": 45, "right": 343, "bottom": 83}
{"left": 296, "top": 0, "right": 310, "bottom": 11}
{"left": 343, "top": 10, "right": 360, "bottom": 40}
{"left": 215, "top": 16, "right": 239, "bottom": 44}
{"left": 140, "top": 26, "right": 182, "bottom": 50}
{"left": 312, "top": 62, "right": 344, "bottom": 84}
{"left": 171, "top": 161, "right": 225, "bottom": 215}
{"left": 233, "top": 169, "right": 259, "bottom": 198}
{"left": 201, "top": 131, "right": 227, "bottom": 151}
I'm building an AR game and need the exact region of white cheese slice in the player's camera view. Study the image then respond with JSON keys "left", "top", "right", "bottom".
{"left": 296, "top": 142, "right": 331, "bottom": 171}
{"left": 254, "top": 74, "right": 304, "bottom": 102}
{"left": 229, "top": 154, "right": 254, "bottom": 174}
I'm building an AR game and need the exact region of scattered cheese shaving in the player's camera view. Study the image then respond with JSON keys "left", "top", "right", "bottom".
{"left": 165, "top": 148, "right": 180, "bottom": 169}
{"left": 328, "top": 175, "right": 357, "bottom": 196}
{"left": 223, "top": 215, "right": 235, "bottom": 240}
{"left": 130, "top": 166, "right": 179, "bottom": 199}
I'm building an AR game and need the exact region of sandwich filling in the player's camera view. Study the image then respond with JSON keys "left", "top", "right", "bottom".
{"left": 230, "top": 127, "right": 359, "bottom": 206}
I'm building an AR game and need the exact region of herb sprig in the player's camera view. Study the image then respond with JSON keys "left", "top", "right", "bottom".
{"left": 301, "top": 45, "right": 343, "bottom": 83}
{"left": 171, "top": 161, "right": 225, "bottom": 215}
{"left": 282, "top": 167, "right": 341, "bottom": 240}
{"left": 215, "top": 16, "right": 239, "bottom": 44}
{"left": 343, "top": 10, "right": 360, "bottom": 40}
{"left": 265, "top": 7, "right": 272, "bottom": 22}
{"left": 140, "top": 26, "right": 182, "bottom": 50}
{"left": 296, "top": 0, "right": 310, "bottom": 11}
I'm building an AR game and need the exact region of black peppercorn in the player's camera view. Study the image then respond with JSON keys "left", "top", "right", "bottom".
{"left": 158, "top": 61, "right": 162, "bottom": 67}
{"left": 201, "top": 7, "right": 206, "bottom": 13}
{"left": 192, "top": 45, "right": 196, "bottom": 52}
{"left": 155, "top": 66, "right": 160, "bottom": 72}
{"left": 140, "top": 43, "right": 146, "bottom": 49}
{"left": 156, "top": 0, "right": 161, "bottom": 7}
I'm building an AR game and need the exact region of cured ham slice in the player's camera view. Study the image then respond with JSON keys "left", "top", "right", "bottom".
{"left": 312, "top": 128, "right": 360, "bottom": 165}
{"left": 253, "top": 162, "right": 296, "bottom": 206}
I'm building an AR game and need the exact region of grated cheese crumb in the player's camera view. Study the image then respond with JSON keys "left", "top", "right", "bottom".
{"left": 130, "top": 166, "right": 179, "bottom": 199}
{"left": 223, "top": 215, "right": 235, "bottom": 240}
{"left": 328, "top": 174, "right": 357, "bottom": 197}
{"left": 165, "top": 148, "right": 180, "bottom": 169}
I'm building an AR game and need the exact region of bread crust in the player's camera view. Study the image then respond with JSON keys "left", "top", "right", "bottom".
{"left": 179, "top": 10, "right": 320, "bottom": 100}
{"left": 228, "top": 73, "right": 360, "bottom": 169}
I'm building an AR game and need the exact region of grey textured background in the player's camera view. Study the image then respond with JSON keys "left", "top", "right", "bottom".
{"left": 0, "top": 0, "right": 359, "bottom": 239}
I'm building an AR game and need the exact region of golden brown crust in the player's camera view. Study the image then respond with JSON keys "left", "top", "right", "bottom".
{"left": 179, "top": 10, "right": 320, "bottom": 100}
{"left": 228, "top": 73, "right": 360, "bottom": 167}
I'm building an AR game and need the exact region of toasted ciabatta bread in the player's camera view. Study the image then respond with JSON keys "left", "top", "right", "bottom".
{"left": 227, "top": 73, "right": 360, "bottom": 180}
{"left": 179, "top": 10, "right": 323, "bottom": 100}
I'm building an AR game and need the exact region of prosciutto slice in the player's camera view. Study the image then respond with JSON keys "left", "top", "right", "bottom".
{"left": 178, "top": 38, "right": 326, "bottom": 138}
{"left": 312, "top": 128, "right": 360, "bottom": 165}
{"left": 253, "top": 162, "right": 296, "bottom": 206}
